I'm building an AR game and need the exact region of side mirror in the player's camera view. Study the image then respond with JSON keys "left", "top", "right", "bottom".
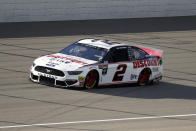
{"left": 99, "top": 58, "right": 108, "bottom": 64}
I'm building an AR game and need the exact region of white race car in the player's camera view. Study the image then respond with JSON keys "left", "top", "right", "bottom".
{"left": 30, "top": 39, "right": 163, "bottom": 89}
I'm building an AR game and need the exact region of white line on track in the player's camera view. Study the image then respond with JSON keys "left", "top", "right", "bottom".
{"left": 0, "top": 114, "right": 196, "bottom": 129}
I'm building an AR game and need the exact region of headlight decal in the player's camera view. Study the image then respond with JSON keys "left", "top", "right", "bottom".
{"left": 67, "top": 71, "right": 83, "bottom": 75}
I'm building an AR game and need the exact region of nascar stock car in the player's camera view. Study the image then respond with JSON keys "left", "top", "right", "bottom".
{"left": 30, "top": 39, "right": 163, "bottom": 89}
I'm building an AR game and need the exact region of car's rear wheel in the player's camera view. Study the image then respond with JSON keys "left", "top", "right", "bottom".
{"left": 84, "top": 70, "right": 98, "bottom": 89}
{"left": 138, "top": 68, "right": 151, "bottom": 86}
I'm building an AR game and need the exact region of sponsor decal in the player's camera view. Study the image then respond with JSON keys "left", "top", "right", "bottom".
{"left": 46, "top": 60, "right": 60, "bottom": 67}
{"left": 133, "top": 59, "right": 158, "bottom": 69}
{"left": 79, "top": 82, "right": 84, "bottom": 87}
{"left": 46, "top": 63, "right": 56, "bottom": 67}
{"left": 98, "top": 64, "right": 108, "bottom": 75}
{"left": 159, "top": 59, "right": 163, "bottom": 65}
{"left": 47, "top": 55, "right": 88, "bottom": 65}
{"left": 130, "top": 74, "right": 138, "bottom": 80}
{"left": 78, "top": 76, "right": 85, "bottom": 87}
{"left": 52, "top": 58, "right": 71, "bottom": 64}
{"left": 38, "top": 73, "right": 57, "bottom": 79}
{"left": 116, "top": 46, "right": 127, "bottom": 49}
{"left": 102, "top": 68, "right": 108, "bottom": 75}
{"left": 78, "top": 76, "right": 85, "bottom": 81}
{"left": 152, "top": 67, "right": 159, "bottom": 72}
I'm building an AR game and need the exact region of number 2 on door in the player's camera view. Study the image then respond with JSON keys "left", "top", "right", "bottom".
{"left": 113, "top": 64, "right": 127, "bottom": 81}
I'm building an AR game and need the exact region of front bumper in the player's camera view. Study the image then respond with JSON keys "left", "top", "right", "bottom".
{"left": 30, "top": 70, "right": 81, "bottom": 88}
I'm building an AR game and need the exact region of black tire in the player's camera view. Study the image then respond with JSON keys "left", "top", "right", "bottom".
{"left": 84, "top": 70, "right": 98, "bottom": 89}
{"left": 138, "top": 69, "right": 151, "bottom": 86}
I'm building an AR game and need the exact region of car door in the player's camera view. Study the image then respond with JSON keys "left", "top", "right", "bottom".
{"left": 99, "top": 46, "right": 133, "bottom": 85}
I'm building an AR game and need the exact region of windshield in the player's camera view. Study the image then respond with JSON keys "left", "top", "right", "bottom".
{"left": 59, "top": 43, "right": 108, "bottom": 61}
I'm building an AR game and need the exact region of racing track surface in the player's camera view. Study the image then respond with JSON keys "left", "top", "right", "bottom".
{"left": 0, "top": 17, "right": 196, "bottom": 130}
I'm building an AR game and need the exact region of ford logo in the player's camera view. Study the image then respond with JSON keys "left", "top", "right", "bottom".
{"left": 46, "top": 69, "right": 51, "bottom": 73}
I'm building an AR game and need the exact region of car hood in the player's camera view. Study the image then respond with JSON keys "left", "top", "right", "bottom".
{"left": 34, "top": 53, "right": 97, "bottom": 71}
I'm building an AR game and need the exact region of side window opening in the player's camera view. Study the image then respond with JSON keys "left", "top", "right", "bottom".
{"left": 128, "top": 47, "right": 148, "bottom": 61}
{"left": 128, "top": 47, "right": 135, "bottom": 61}
{"left": 103, "top": 47, "right": 145, "bottom": 63}
{"left": 110, "top": 47, "right": 129, "bottom": 63}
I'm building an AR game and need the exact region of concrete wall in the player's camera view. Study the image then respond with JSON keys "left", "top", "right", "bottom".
{"left": 0, "top": 0, "right": 196, "bottom": 22}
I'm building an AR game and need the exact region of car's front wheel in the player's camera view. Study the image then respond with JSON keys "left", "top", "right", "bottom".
{"left": 84, "top": 70, "right": 98, "bottom": 89}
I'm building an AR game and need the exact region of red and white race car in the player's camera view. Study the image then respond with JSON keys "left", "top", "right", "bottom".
{"left": 30, "top": 39, "right": 163, "bottom": 89}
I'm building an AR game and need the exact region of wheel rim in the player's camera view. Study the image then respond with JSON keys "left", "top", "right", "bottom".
{"left": 85, "top": 71, "right": 96, "bottom": 88}
{"left": 140, "top": 70, "right": 148, "bottom": 83}
{"left": 139, "top": 69, "right": 150, "bottom": 85}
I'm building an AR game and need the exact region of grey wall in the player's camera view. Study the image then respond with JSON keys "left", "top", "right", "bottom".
{"left": 0, "top": 0, "right": 196, "bottom": 22}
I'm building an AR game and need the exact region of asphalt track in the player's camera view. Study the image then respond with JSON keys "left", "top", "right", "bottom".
{"left": 0, "top": 16, "right": 196, "bottom": 131}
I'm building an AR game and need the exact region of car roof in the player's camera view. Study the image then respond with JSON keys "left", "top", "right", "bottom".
{"left": 78, "top": 39, "right": 130, "bottom": 49}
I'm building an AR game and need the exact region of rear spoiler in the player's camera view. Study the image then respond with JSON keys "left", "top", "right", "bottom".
{"left": 137, "top": 46, "right": 163, "bottom": 57}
